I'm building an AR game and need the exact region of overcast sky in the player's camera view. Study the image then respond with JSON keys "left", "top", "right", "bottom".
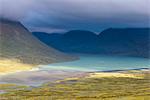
{"left": 0, "top": 0, "right": 150, "bottom": 33}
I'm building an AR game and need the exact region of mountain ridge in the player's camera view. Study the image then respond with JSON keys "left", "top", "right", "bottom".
{"left": 33, "top": 28, "right": 150, "bottom": 58}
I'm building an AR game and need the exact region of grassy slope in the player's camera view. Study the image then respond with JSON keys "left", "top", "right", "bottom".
{"left": 0, "top": 19, "right": 76, "bottom": 73}
{"left": 0, "top": 20, "right": 75, "bottom": 65}
{"left": 0, "top": 70, "right": 149, "bottom": 100}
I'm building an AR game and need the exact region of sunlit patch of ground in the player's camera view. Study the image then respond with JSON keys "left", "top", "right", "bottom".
{"left": 88, "top": 72, "right": 144, "bottom": 79}
{"left": 0, "top": 59, "right": 34, "bottom": 75}
{"left": 0, "top": 70, "right": 149, "bottom": 100}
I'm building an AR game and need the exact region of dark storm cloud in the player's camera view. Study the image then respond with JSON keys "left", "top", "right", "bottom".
{"left": 0, "top": 0, "right": 149, "bottom": 32}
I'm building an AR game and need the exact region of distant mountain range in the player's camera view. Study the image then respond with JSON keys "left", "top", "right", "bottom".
{"left": 33, "top": 28, "right": 150, "bottom": 58}
{"left": 0, "top": 19, "right": 76, "bottom": 65}
{"left": 33, "top": 30, "right": 100, "bottom": 53}
{"left": 98, "top": 28, "right": 150, "bottom": 58}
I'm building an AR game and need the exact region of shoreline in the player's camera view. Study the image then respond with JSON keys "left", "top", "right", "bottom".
{"left": 0, "top": 55, "right": 79, "bottom": 76}
{"left": 0, "top": 65, "right": 149, "bottom": 76}
{"left": 0, "top": 54, "right": 149, "bottom": 76}
{"left": 0, "top": 67, "right": 149, "bottom": 86}
{"left": 93, "top": 68, "right": 150, "bottom": 73}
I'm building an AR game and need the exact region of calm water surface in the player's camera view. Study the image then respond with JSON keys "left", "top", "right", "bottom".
{"left": 41, "top": 55, "right": 150, "bottom": 72}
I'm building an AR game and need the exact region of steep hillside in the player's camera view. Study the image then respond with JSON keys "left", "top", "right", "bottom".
{"left": 0, "top": 19, "right": 75, "bottom": 65}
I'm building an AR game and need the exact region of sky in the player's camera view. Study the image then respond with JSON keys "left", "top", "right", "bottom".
{"left": 0, "top": 0, "right": 150, "bottom": 33}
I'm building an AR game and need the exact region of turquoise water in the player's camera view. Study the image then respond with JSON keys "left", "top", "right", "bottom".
{"left": 41, "top": 55, "right": 150, "bottom": 72}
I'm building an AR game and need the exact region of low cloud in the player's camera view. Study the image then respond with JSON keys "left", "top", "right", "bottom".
{"left": 0, "top": 0, "right": 149, "bottom": 32}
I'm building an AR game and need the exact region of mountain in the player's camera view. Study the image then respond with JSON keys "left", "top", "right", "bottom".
{"left": 98, "top": 28, "right": 150, "bottom": 58}
{"left": 33, "top": 28, "right": 150, "bottom": 58}
{"left": 33, "top": 30, "right": 101, "bottom": 53}
{"left": 0, "top": 19, "right": 76, "bottom": 65}
{"left": 32, "top": 32, "right": 62, "bottom": 47}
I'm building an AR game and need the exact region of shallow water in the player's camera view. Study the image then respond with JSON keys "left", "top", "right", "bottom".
{"left": 0, "top": 54, "right": 149, "bottom": 86}
{"left": 42, "top": 54, "right": 150, "bottom": 71}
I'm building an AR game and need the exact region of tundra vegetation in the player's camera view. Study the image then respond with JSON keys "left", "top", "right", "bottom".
{"left": 0, "top": 70, "right": 149, "bottom": 100}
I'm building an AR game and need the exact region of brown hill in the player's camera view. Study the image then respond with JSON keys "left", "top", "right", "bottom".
{"left": 0, "top": 19, "right": 76, "bottom": 65}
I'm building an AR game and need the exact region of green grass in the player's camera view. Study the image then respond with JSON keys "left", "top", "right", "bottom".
{"left": 0, "top": 71, "right": 150, "bottom": 100}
